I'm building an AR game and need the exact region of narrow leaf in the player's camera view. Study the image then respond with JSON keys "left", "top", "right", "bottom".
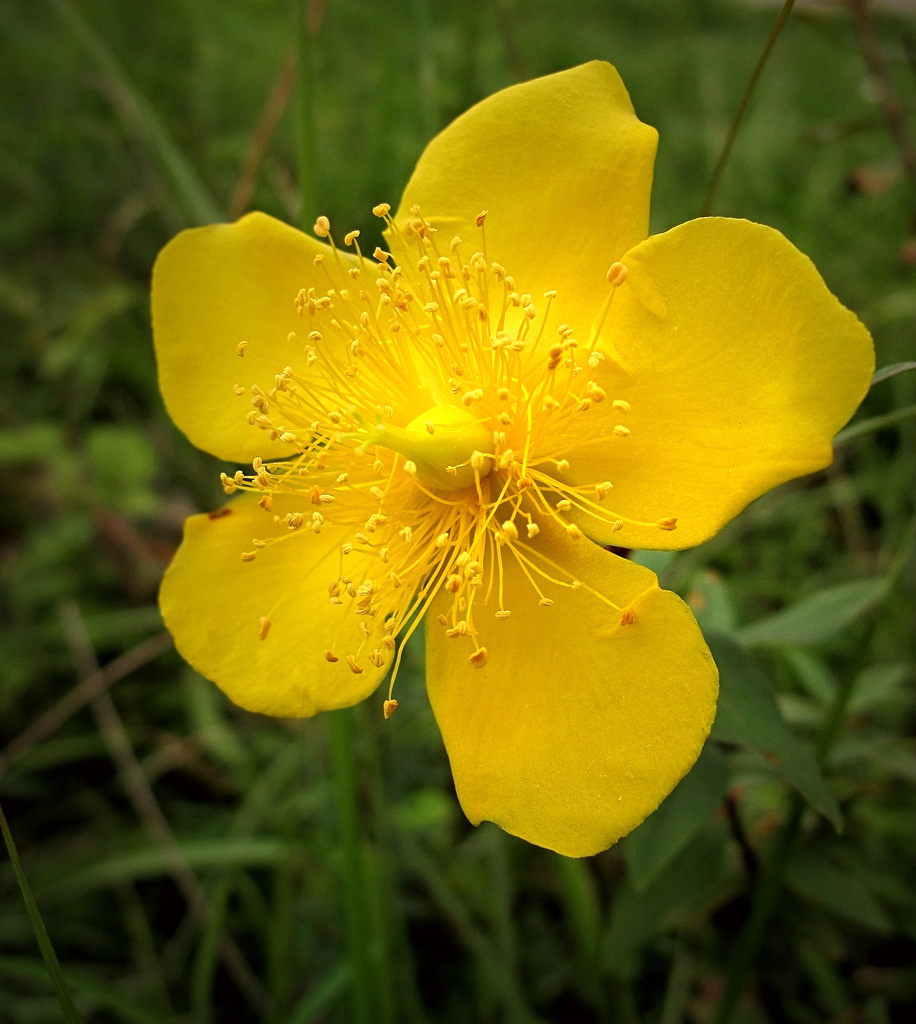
{"left": 707, "top": 633, "right": 842, "bottom": 829}
{"left": 835, "top": 405, "right": 916, "bottom": 445}
{"left": 735, "top": 578, "right": 886, "bottom": 647}
{"left": 872, "top": 360, "right": 916, "bottom": 386}
{"left": 0, "top": 803, "right": 84, "bottom": 1024}
{"left": 49, "top": 0, "right": 221, "bottom": 225}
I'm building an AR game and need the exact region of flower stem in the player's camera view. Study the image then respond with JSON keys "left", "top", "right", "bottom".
{"left": 702, "top": 0, "right": 796, "bottom": 216}
{"left": 328, "top": 708, "right": 374, "bottom": 1024}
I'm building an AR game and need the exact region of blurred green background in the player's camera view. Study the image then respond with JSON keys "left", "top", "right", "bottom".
{"left": 1, "top": 1, "right": 914, "bottom": 1022}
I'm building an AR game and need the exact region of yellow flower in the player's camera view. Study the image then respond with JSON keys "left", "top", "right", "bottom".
{"left": 152, "top": 62, "right": 873, "bottom": 857}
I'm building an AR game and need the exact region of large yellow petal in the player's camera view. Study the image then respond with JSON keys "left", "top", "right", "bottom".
{"left": 152, "top": 212, "right": 351, "bottom": 462}
{"left": 425, "top": 523, "right": 718, "bottom": 857}
{"left": 558, "top": 217, "right": 874, "bottom": 550}
{"left": 391, "top": 62, "right": 657, "bottom": 330}
{"left": 160, "top": 494, "right": 393, "bottom": 717}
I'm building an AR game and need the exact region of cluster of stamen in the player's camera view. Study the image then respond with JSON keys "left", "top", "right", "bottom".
{"left": 224, "top": 204, "right": 677, "bottom": 713}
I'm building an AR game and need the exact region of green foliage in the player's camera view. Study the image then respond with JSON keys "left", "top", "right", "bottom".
{"left": 1, "top": 1, "right": 913, "bottom": 1022}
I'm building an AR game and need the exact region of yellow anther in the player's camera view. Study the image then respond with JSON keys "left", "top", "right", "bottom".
{"left": 241, "top": 551, "right": 257, "bottom": 562}
{"left": 372, "top": 203, "right": 391, "bottom": 218}
{"left": 445, "top": 574, "right": 462, "bottom": 593}
{"left": 403, "top": 460, "right": 418, "bottom": 476}
{"left": 314, "top": 215, "right": 331, "bottom": 237}
{"left": 469, "top": 647, "right": 489, "bottom": 668}
{"left": 436, "top": 532, "right": 450, "bottom": 548}
{"left": 373, "top": 246, "right": 391, "bottom": 262}
{"left": 657, "top": 517, "right": 678, "bottom": 531}
{"left": 258, "top": 616, "right": 271, "bottom": 640}
{"left": 235, "top": 340, "right": 248, "bottom": 358}
{"left": 612, "top": 520, "right": 624, "bottom": 532}
{"left": 344, "top": 230, "right": 360, "bottom": 245}
{"left": 596, "top": 481, "right": 613, "bottom": 500}
{"left": 539, "top": 597, "right": 554, "bottom": 607}
{"left": 619, "top": 607, "right": 636, "bottom": 626}
{"left": 556, "top": 499, "right": 572, "bottom": 511}
{"left": 425, "top": 421, "right": 435, "bottom": 435}
{"left": 258, "top": 494, "right": 273, "bottom": 510}
{"left": 566, "top": 523, "right": 583, "bottom": 539}
{"left": 607, "top": 262, "right": 629, "bottom": 287}
{"left": 612, "top": 399, "right": 632, "bottom": 413}
{"left": 383, "top": 698, "right": 399, "bottom": 718}
{"left": 325, "top": 649, "right": 339, "bottom": 662}
{"left": 495, "top": 610, "right": 512, "bottom": 619}
{"left": 346, "top": 656, "right": 364, "bottom": 675}
{"left": 613, "top": 425, "right": 630, "bottom": 438}
{"left": 475, "top": 210, "right": 488, "bottom": 227}
{"left": 501, "top": 520, "right": 519, "bottom": 541}
{"left": 470, "top": 450, "right": 489, "bottom": 472}
{"left": 526, "top": 522, "right": 540, "bottom": 539}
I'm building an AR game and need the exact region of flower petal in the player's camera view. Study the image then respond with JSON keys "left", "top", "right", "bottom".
{"left": 160, "top": 494, "right": 393, "bottom": 717}
{"left": 391, "top": 61, "right": 657, "bottom": 329}
{"left": 152, "top": 212, "right": 351, "bottom": 462}
{"left": 560, "top": 218, "right": 874, "bottom": 549}
{"left": 425, "top": 524, "right": 718, "bottom": 857}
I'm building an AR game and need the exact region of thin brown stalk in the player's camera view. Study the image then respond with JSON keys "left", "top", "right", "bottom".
{"left": 57, "top": 603, "right": 269, "bottom": 1016}
{"left": 850, "top": 0, "right": 916, "bottom": 204}
{"left": 0, "top": 631, "right": 172, "bottom": 778}
{"left": 229, "top": 47, "right": 297, "bottom": 219}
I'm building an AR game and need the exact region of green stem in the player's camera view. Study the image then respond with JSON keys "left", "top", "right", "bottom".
{"left": 328, "top": 709, "right": 374, "bottom": 1024}
{"left": 702, "top": 0, "right": 796, "bottom": 215}
{"left": 294, "top": 0, "right": 318, "bottom": 233}
{"left": 711, "top": 797, "right": 804, "bottom": 1024}
{"left": 713, "top": 616, "right": 874, "bottom": 1023}
{"left": 0, "top": 800, "right": 84, "bottom": 1024}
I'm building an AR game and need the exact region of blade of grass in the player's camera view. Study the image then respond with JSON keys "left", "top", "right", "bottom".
{"left": 327, "top": 709, "right": 375, "bottom": 1024}
{"left": 287, "top": 962, "right": 353, "bottom": 1024}
{"left": 835, "top": 404, "right": 916, "bottom": 445}
{"left": 47, "top": 0, "right": 222, "bottom": 225}
{"left": 872, "top": 361, "right": 916, "bottom": 386}
{"left": 0, "top": 803, "right": 84, "bottom": 1024}
{"left": 702, "top": 0, "right": 796, "bottom": 215}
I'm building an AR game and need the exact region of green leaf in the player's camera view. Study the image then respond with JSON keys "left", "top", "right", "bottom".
{"left": 785, "top": 852, "right": 892, "bottom": 933}
{"left": 45, "top": 838, "right": 293, "bottom": 897}
{"left": 849, "top": 663, "right": 912, "bottom": 714}
{"left": 686, "top": 570, "right": 737, "bottom": 634}
{"left": 735, "top": 578, "right": 887, "bottom": 647}
{"left": 625, "top": 744, "right": 730, "bottom": 892}
{"left": 603, "top": 823, "right": 728, "bottom": 980}
{"left": 707, "top": 633, "right": 842, "bottom": 829}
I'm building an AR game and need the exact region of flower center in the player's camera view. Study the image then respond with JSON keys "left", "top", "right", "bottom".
{"left": 370, "top": 404, "right": 493, "bottom": 491}
{"left": 222, "top": 204, "right": 678, "bottom": 710}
